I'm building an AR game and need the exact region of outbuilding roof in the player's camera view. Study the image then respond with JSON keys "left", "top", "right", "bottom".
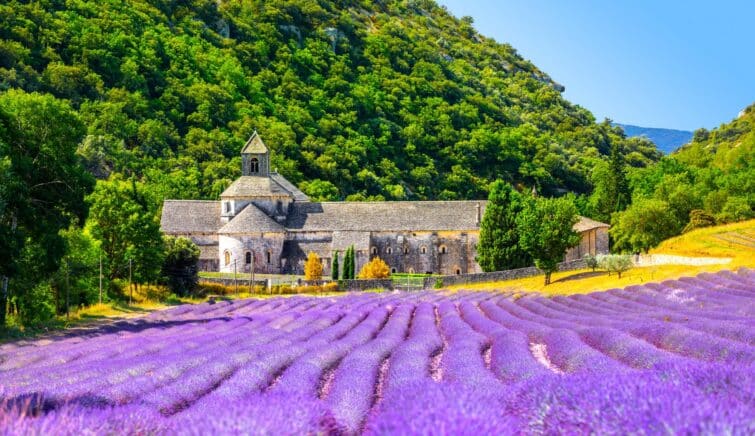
{"left": 573, "top": 216, "right": 611, "bottom": 232}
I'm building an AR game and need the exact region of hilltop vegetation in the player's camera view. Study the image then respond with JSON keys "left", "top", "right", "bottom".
{"left": 0, "top": 0, "right": 658, "bottom": 201}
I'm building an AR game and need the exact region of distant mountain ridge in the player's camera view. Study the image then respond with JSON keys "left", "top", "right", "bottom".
{"left": 615, "top": 124, "right": 693, "bottom": 154}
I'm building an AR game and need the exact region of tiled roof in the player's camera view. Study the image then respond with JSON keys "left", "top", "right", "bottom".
{"left": 161, "top": 197, "right": 608, "bottom": 236}
{"left": 285, "top": 201, "right": 485, "bottom": 232}
{"left": 218, "top": 204, "right": 285, "bottom": 234}
{"left": 240, "top": 131, "right": 268, "bottom": 154}
{"left": 220, "top": 176, "right": 292, "bottom": 198}
{"left": 160, "top": 200, "right": 222, "bottom": 234}
{"left": 270, "top": 173, "right": 310, "bottom": 202}
{"left": 574, "top": 216, "right": 611, "bottom": 232}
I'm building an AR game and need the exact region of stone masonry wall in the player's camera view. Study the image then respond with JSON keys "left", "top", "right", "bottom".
{"left": 425, "top": 259, "right": 587, "bottom": 288}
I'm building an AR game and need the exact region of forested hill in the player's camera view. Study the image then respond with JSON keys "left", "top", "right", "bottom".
{"left": 674, "top": 104, "right": 754, "bottom": 169}
{"left": 0, "top": 0, "right": 659, "bottom": 201}
{"left": 615, "top": 124, "right": 693, "bottom": 154}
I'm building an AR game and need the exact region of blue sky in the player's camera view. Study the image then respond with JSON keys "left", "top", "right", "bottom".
{"left": 440, "top": 0, "right": 755, "bottom": 131}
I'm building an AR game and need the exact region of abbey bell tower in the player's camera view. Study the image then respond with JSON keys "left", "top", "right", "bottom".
{"left": 241, "top": 130, "right": 270, "bottom": 177}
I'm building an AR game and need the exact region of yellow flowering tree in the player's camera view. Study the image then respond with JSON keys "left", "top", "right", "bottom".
{"left": 304, "top": 251, "right": 323, "bottom": 281}
{"left": 358, "top": 257, "right": 390, "bottom": 279}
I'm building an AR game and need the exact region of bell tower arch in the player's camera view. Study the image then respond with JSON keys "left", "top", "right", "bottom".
{"left": 241, "top": 130, "right": 270, "bottom": 177}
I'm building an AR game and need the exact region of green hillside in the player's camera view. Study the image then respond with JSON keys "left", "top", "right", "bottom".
{"left": 609, "top": 104, "right": 754, "bottom": 252}
{"left": 674, "top": 104, "right": 754, "bottom": 170}
{"left": 0, "top": 0, "right": 658, "bottom": 201}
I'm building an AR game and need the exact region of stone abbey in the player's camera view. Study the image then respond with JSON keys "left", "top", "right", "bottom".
{"left": 160, "top": 133, "right": 609, "bottom": 276}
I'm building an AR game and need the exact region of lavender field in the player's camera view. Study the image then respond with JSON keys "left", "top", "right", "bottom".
{"left": 1, "top": 269, "right": 754, "bottom": 434}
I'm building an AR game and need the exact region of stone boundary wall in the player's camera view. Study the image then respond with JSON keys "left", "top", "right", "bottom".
{"left": 341, "top": 279, "right": 394, "bottom": 291}
{"left": 199, "top": 278, "right": 269, "bottom": 288}
{"left": 425, "top": 259, "right": 587, "bottom": 289}
{"left": 301, "top": 278, "right": 393, "bottom": 291}
{"left": 633, "top": 254, "right": 732, "bottom": 267}
{"left": 201, "top": 277, "right": 393, "bottom": 292}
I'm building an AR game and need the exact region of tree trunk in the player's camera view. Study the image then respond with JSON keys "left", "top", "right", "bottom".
{"left": 0, "top": 215, "right": 17, "bottom": 327}
{"left": 544, "top": 271, "right": 551, "bottom": 286}
{"left": 0, "top": 275, "right": 7, "bottom": 327}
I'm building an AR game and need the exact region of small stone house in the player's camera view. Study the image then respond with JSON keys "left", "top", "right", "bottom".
{"left": 160, "top": 132, "right": 609, "bottom": 275}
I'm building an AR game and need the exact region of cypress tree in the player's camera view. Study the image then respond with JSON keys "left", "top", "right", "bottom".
{"left": 342, "top": 247, "right": 350, "bottom": 280}
{"left": 476, "top": 180, "right": 532, "bottom": 272}
{"left": 344, "top": 246, "right": 355, "bottom": 279}
{"left": 331, "top": 251, "right": 340, "bottom": 280}
{"left": 607, "top": 142, "right": 630, "bottom": 214}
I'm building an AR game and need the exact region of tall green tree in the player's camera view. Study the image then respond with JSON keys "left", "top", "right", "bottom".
{"left": 588, "top": 142, "right": 631, "bottom": 223}
{"left": 476, "top": 180, "right": 531, "bottom": 271}
{"left": 86, "top": 178, "right": 164, "bottom": 289}
{"left": 610, "top": 198, "right": 680, "bottom": 253}
{"left": 343, "top": 246, "right": 356, "bottom": 280}
{"left": 0, "top": 90, "right": 93, "bottom": 326}
{"left": 331, "top": 251, "right": 340, "bottom": 280}
{"left": 516, "top": 197, "right": 581, "bottom": 285}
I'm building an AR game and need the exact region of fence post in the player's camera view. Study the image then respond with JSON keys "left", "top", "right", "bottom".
{"left": 98, "top": 255, "right": 102, "bottom": 305}
{"left": 129, "top": 259, "right": 132, "bottom": 306}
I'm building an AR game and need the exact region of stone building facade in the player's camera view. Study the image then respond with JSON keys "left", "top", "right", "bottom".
{"left": 160, "top": 133, "right": 609, "bottom": 276}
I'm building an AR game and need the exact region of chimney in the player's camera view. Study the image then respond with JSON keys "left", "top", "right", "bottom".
{"left": 475, "top": 202, "right": 481, "bottom": 226}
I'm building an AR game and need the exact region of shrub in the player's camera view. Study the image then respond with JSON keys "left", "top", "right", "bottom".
{"left": 584, "top": 254, "right": 599, "bottom": 272}
{"left": 304, "top": 252, "right": 323, "bottom": 281}
{"left": 597, "top": 254, "right": 633, "bottom": 278}
{"left": 683, "top": 210, "right": 716, "bottom": 233}
{"left": 162, "top": 236, "right": 200, "bottom": 297}
{"left": 433, "top": 278, "right": 444, "bottom": 289}
{"left": 196, "top": 282, "right": 235, "bottom": 297}
{"left": 271, "top": 282, "right": 339, "bottom": 294}
{"left": 18, "top": 281, "right": 56, "bottom": 325}
{"left": 358, "top": 257, "right": 390, "bottom": 279}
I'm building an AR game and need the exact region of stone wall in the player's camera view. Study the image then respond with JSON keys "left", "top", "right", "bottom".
{"left": 302, "top": 279, "right": 394, "bottom": 291}
{"left": 218, "top": 234, "right": 285, "bottom": 274}
{"left": 199, "top": 278, "right": 268, "bottom": 288}
{"left": 425, "top": 259, "right": 587, "bottom": 288}
{"left": 368, "top": 230, "right": 480, "bottom": 276}
{"left": 564, "top": 227, "right": 609, "bottom": 261}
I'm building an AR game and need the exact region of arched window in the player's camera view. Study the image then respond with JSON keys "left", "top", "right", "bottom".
{"left": 420, "top": 246, "right": 427, "bottom": 254}
{"left": 408, "top": 268, "right": 415, "bottom": 274}
{"left": 386, "top": 247, "right": 393, "bottom": 254}
{"left": 440, "top": 245, "right": 447, "bottom": 254}
{"left": 224, "top": 251, "right": 231, "bottom": 266}
{"left": 455, "top": 268, "right": 461, "bottom": 275}
{"left": 250, "top": 158, "right": 259, "bottom": 174}
{"left": 371, "top": 247, "right": 378, "bottom": 255}
{"left": 245, "top": 252, "right": 252, "bottom": 264}
{"left": 391, "top": 267, "right": 397, "bottom": 274}
{"left": 266, "top": 251, "right": 272, "bottom": 264}
{"left": 404, "top": 247, "right": 409, "bottom": 254}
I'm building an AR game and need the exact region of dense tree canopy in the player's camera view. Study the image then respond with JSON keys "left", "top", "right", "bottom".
{"left": 516, "top": 196, "right": 581, "bottom": 285}
{"left": 0, "top": 90, "right": 94, "bottom": 325}
{"left": 476, "top": 180, "right": 531, "bottom": 271}
{"left": 0, "top": 0, "right": 658, "bottom": 203}
{"left": 610, "top": 104, "right": 754, "bottom": 252}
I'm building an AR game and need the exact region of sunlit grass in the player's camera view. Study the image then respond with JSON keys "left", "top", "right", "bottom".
{"left": 450, "top": 219, "right": 755, "bottom": 296}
